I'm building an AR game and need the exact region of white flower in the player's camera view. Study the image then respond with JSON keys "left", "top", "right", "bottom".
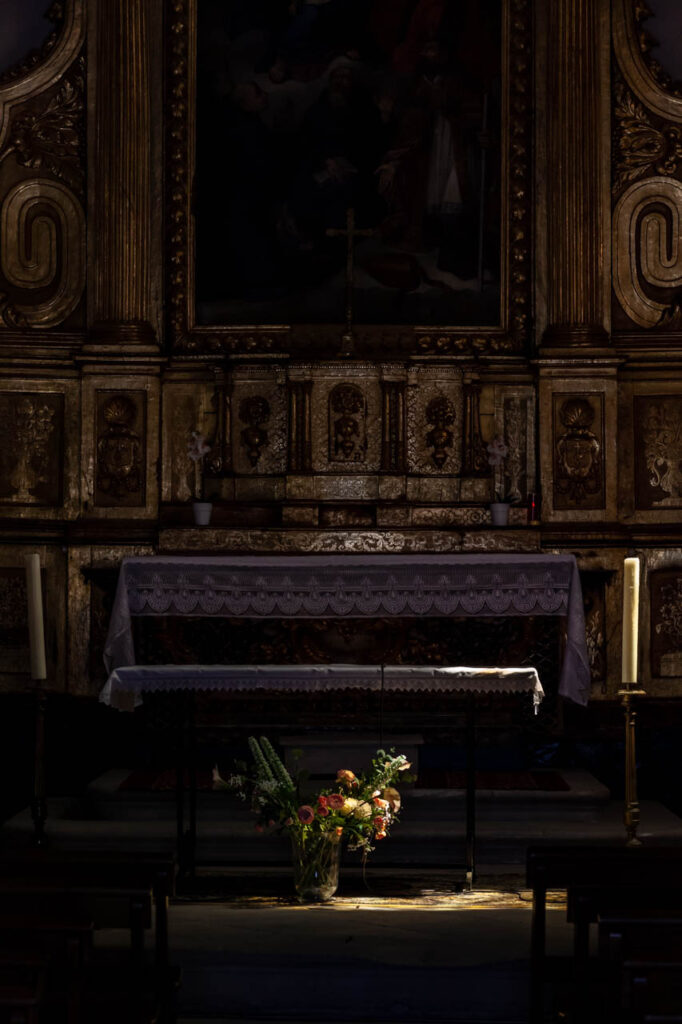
{"left": 188, "top": 430, "right": 211, "bottom": 463}
{"left": 486, "top": 435, "right": 508, "bottom": 467}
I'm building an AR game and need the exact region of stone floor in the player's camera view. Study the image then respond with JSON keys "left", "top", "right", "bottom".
{"left": 97, "top": 882, "right": 573, "bottom": 1023}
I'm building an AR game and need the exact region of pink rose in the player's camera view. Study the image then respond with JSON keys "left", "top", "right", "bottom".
{"left": 317, "top": 805, "right": 330, "bottom": 818}
{"left": 297, "top": 805, "right": 315, "bottom": 824}
{"left": 327, "top": 793, "right": 345, "bottom": 810}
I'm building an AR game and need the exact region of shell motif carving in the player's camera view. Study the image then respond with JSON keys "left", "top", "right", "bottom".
{"left": 554, "top": 397, "right": 603, "bottom": 507}
{"left": 96, "top": 395, "right": 143, "bottom": 503}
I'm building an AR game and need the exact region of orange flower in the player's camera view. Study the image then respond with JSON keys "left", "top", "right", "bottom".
{"left": 374, "top": 830, "right": 386, "bottom": 841}
{"left": 373, "top": 797, "right": 389, "bottom": 809}
{"left": 381, "top": 787, "right": 401, "bottom": 812}
{"left": 336, "top": 769, "right": 358, "bottom": 787}
{"left": 373, "top": 815, "right": 385, "bottom": 829}
{"left": 335, "top": 826, "right": 344, "bottom": 837}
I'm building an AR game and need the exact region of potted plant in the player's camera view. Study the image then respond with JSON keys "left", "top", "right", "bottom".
{"left": 214, "top": 736, "right": 412, "bottom": 903}
{"left": 188, "top": 430, "right": 212, "bottom": 525}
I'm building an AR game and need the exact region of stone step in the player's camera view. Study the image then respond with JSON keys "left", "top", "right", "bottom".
{"left": 4, "top": 795, "right": 682, "bottom": 867}
{"left": 83, "top": 768, "right": 610, "bottom": 822}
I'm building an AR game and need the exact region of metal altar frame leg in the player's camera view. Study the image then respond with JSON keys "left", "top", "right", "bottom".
{"left": 465, "top": 695, "right": 476, "bottom": 889}
{"left": 187, "top": 692, "right": 198, "bottom": 877}
{"left": 175, "top": 701, "right": 186, "bottom": 874}
{"left": 31, "top": 686, "right": 48, "bottom": 846}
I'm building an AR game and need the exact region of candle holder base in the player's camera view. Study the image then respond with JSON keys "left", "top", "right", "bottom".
{"left": 618, "top": 686, "right": 646, "bottom": 849}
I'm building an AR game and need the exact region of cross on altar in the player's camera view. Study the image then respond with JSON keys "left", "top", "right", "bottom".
{"left": 326, "top": 207, "right": 374, "bottom": 358}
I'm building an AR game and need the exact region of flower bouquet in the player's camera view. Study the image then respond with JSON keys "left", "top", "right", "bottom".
{"left": 214, "top": 736, "right": 411, "bottom": 902}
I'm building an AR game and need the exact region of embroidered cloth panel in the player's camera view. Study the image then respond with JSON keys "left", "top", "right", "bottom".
{"left": 99, "top": 664, "right": 544, "bottom": 712}
{"left": 103, "top": 554, "right": 589, "bottom": 704}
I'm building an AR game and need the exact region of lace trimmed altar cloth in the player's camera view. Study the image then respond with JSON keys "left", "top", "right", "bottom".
{"left": 100, "top": 664, "right": 544, "bottom": 712}
{"left": 102, "top": 553, "right": 590, "bottom": 705}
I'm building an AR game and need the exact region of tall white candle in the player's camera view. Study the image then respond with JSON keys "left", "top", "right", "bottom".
{"left": 622, "top": 557, "right": 640, "bottom": 684}
{"left": 24, "top": 553, "right": 46, "bottom": 680}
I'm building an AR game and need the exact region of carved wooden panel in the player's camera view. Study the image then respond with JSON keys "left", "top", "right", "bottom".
{"left": 634, "top": 395, "right": 682, "bottom": 509}
{"left": 612, "top": 0, "right": 682, "bottom": 334}
{"left": 493, "top": 387, "right": 536, "bottom": 502}
{"left": 0, "top": 568, "right": 31, "bottom": 675}
{"left": 231, "top": 365, "right": 286, "bottom": 477}
{"left": 552, "top": 394, "right": 605, "bottom": 510}
{"left": 94, "top": 391, "right": 146, "bottom": 507}
{"left": 0, "top": 391, "right": 63, "bottom": 505}
{"left": 406, "top": 366, "right": 463, "bottom": 479}
{"left": 581, "top": 571, "right": 607, "bottom": 689}
{"left": 649, "top": 568, "right": 682, "bottom": 679}
{"left": 0, "top": 3, "right": 86, "bottom": 330}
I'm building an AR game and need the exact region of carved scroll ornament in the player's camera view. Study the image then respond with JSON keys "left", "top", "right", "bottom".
{"left": 613, "top": 176, "right": 682, "bottom": 328}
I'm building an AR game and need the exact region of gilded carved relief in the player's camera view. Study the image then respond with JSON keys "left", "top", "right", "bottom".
{"left": 553, "top": 396, "right": 604, "bottom": 509}
{"left": 635, "top": 396, "right": 682, "bottom": 508}
{"left": 95, "top": 393, "right": 145, "bottom": 507}
{"left": 425, "top": 396, "right": 455, "bottom": 470}
{"left": 650, "top": 570, "right": 682, "bottom": 678}
{"left": 0, "top": 5, "right": 86, "bottom": 331}
{"left": 239, "top": 396, "right": 271, "bottom": 468}
{"left": 612, "top": 1, "right": 682, "bottom": 331}
{"left": 329, "top": 384, "right": 367, "bottom": 464}
{"left": 0, "top": 392, "right": 62, "bottom": 505}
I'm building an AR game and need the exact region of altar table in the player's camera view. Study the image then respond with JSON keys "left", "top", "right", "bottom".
{"left": 103, "top": 553, "right": 590, "bottom": 705}
{"left": 100, "top": 663, "right": 544, "bottom": 886}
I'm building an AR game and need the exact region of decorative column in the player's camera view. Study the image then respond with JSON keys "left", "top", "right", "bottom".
{"left": 89, "top": 0, "right": 156, "bottom": 347}
{"left": 543, "top": 0, "right": 609, "bottom": 348}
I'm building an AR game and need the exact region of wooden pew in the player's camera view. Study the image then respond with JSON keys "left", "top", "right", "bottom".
{"left": 527, "top": 845, "right": 682, "bottom": 1024}
{"left": 0, "top": 851, "right": 178, "bottom": 1022}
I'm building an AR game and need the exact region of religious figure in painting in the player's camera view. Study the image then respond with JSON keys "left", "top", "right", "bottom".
{"left": 195, "top": 0, "right": 502, "bottom": 328}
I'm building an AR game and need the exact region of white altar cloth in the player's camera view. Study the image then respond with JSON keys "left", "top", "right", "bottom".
{"left": 99, "top": 663, "right": 544, "bottom": 712}
{"left": 102, "top": 553, "right": 590, "bottom": 704}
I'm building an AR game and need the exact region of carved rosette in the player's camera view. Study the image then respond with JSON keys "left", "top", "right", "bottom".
{"left": 552, "top": 395, "right": 605, "bottom": 509}
{"left": 328, "top": 384, "right": 367, "bottom": 465}
{"left": 231, "top": 365, "right": 286, "bottom": 475}
{"left": 406, "top": 366, "right": 463, "bottom": 476}
{"left": 95, "top": 392, "right": 146, "bottom": 507}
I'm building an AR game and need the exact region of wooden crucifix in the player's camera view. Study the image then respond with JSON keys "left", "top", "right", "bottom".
{"left": 326, "top": 207, "right": 373, "bottom": 358}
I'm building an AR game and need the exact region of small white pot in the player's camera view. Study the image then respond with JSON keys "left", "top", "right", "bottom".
{"left": 192, "top": 501, "right": 213, "bottom": 526}
{"left": 490, "top": 502, "right": 510, "bottom": 526}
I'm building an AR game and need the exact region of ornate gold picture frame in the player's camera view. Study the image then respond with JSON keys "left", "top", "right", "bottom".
{"left": 166, "top": 0, "right": 532, "bottom": 358}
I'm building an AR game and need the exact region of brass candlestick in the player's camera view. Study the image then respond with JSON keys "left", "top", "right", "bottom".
{"left": 618, "top": 683, "right": 646, "bottom": 847}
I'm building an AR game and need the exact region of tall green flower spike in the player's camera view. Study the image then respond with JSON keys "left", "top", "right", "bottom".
{"left": 260, "top": 736, "right": 294, "bottom": 790}
{"left": 248, "top": 736, "right": 275, "bottom": 782}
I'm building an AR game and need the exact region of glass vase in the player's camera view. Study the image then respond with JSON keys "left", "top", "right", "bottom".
{"left": 291, "top": 831, "right": 341, "bottom": 903}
